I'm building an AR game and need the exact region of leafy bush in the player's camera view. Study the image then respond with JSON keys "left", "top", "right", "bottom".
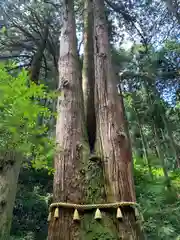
{"left": 0, "top": 64, "right": 55, "bottom": 170}
{"left": 135, "top": 162, "right": 180, "bottom": 240}
{"left": 11, "top": 168, "right": 53, "bottom": 240}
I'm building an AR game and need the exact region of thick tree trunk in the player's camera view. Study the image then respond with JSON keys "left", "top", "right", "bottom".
{"left": 48, "top": 0, "right": 85, "bottom": 239}
{"left": 82, "top": 0, "right": 96, "bottom": 153}
{"left": 81, "top": 1, "right": 118, "bottom": 238}
{"left": 93, "top": 0, "right": 144, "bottom": 239}
{"left": 29, "top": 24, "right": 49, "bottom": 84}
{"left": 0, "top": 152, "right": 21, "bottom": 240}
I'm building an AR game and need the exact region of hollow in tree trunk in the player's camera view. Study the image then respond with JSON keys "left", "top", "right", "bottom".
{"left": 82, "top": 0, "right": 96, "bottom": 153}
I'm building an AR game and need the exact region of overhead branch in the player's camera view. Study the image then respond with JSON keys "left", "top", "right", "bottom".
{"left": 105, "top": 0, "right": 149, "bottom": 47}
{"left": 105, "top": 0, "right": 136, "bottom": 22}
{"left": 44, "top": 0, "right": 62, "bottom": 8}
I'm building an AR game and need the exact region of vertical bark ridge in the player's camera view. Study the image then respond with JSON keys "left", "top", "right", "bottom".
{"left": 48, "top": 0, "right": 85, "bottom": 239}
{"left": 93, "top": 0, "right": 144, "bottom": 238}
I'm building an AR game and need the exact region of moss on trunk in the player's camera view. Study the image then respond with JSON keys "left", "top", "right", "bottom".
{"left": 81, "top": 213, "right": 117, "bottom": 240}
{"left": 81, "top": 153, "right": 118, "bottom": 239}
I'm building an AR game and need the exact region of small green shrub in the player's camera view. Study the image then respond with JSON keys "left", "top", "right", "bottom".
{"left": 135, "top": 161, "right": 180, "bottom": 240}
{"left": 0, "top": 64, "right": 55, "bottom": 170}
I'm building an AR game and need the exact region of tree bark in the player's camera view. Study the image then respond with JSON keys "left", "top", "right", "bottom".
{"left": 82, "top": 0, "right": 96, "bottom": 153}
{"left": 0, "top": 152, "right": 21, "bottom": 240}
{"left": 29, "top": 23, "right": 49, "bottom": 84}
{"left": 48, "top": 0, "right": 85, "bottom": 239}
{"left": 93, "top": 0, "right": 144, "bottom": 239}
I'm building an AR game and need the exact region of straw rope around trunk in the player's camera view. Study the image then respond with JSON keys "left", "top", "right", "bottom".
{"left": 49, "top": 201, "right": 139, "bottom": 212}
{"left": 47, "top": 201, "right": 144, "bottom": 222}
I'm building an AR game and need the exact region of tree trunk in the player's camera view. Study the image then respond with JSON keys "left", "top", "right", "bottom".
{"left": 151, "top": 84, "right": 180, "bottom": 168}
{"left": 0, "top": 152, "right": 21, "bottom": 240}
{"left": 93, "top": 0, "right": 144, "bottom": 239}
{"left": 162, "top": 114, "right": 180, "bottom": 168}
{"left": 153, "top": 124, "right": 171, "bottom": 188}
{"left": 81, "top": 1, "right": 118, "bottom": 238}
{"left": 82, "top": 0, "right": 96, "bottom": 153}
{"left": 29, "top": 24, "right": 49, "bottom": 84}
{"left": 48, "top": 0, "right": 85, "bottom": 239}
{"left": 133, "top": 105, "right": 153, "bottom": 178}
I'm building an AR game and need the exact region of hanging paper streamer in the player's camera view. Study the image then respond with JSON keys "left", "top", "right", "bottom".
{"left": 116, "top": 207, "right": 123, "bottom": 219}
{"left": 73, "top": 209, "right": 80, "bottom": 221}
{"left": 94, "top": 208, "right": 102, "bottom": 220}
{"left": 54, "top": 207, "right": 59, "bottom": 219}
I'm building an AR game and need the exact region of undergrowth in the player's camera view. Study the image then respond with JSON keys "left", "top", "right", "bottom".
{"left": 10, "top": 158, "right": 180, "bottom": 239}
{"left": 135, "top": 162, "right": 180, "bottom": 240}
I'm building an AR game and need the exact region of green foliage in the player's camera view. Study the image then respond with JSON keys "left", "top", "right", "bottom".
{"left": 0, "top": 64, "right": 55, "bottom": 170}
{"left": 135, "top": 160, "right": 180, "bottom": 240}
{"left": 10, "top": 168, "right": 53, "bottom": 240}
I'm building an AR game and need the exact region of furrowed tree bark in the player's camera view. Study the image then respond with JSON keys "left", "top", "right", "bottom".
{"left": 93, "top": 0, "right": 144, "bottom": 239}
{"left": 82, "top": 0, "right": 96, "bottom": 153}
{"left": 48, "top": 0, "right": 85, "bottom": 239}
{"left": 0, "top": 152, "right": 21, "bottom": 240}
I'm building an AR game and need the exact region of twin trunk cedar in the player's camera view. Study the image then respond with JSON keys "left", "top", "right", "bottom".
{"left": 48, "top": 0, "right": 144, "bottom": 239}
